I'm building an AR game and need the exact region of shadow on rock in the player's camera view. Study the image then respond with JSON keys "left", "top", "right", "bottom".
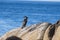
{"left": 6, "top": 36, "right": 22, "bottom": 40}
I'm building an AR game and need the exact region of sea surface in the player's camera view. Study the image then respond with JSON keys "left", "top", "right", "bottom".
{"left": 0, "top": 1, "right": 60, "bottom": 36}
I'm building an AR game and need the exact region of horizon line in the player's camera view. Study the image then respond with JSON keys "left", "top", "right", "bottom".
{"left": 0, "top": 1, "right": 60, "bottom": 3}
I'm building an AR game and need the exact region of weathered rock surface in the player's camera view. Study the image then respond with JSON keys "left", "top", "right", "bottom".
{"left": 52, "top": 26, "right": 60, "bottom": 40}
{"left": 52, "top": 21, "right": 60, "bottom": 40}
{"left": 1, "top": 21, "right": 60, "bottom": 40}
{"left": 0, "top": 22, "right": 51, "bottom": 40}
{"left": 43, "top": 21, "right": 60, "bottom": 40}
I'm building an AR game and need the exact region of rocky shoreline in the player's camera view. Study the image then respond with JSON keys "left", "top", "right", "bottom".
{"left": 0, "top": 20, "right": 60, "bottom": 40}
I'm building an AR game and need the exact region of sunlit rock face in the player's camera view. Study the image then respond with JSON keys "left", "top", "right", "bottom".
{"left": 1, "top": 21, "right": 60, "bottom": 40}
{"left": 52, "top": 26, "right": 60, "bottom": 40}
{"left": 21, "top": 23, "right": 51, "bottom": 40}
{"left": 43, "top": 25, "right": 52, "bottom": 40}
{"left": 0, "top": 28, "right": 22, "bottom": 40}
{"left": 43, "top": 21, "right": 60, "bottom": 40}
{"left": 52, "top": 21, "right": 60, "bottom": 40}
{"left": 0, "top": 22, "right": 51, "bottom": 40}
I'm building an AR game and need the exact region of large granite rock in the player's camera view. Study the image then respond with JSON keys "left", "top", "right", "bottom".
{"left": 0, "top": 22, "right": 51, "bottom": 40}
{"left": 43, "top": 20, "right": 60, "bottom": 40}
{"left": 52, "top": 26, "right": 60, "bottom": 40}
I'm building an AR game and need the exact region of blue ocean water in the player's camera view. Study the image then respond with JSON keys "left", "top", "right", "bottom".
{"left": 0, "top": 1, "right": 60, "bottom": 36}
